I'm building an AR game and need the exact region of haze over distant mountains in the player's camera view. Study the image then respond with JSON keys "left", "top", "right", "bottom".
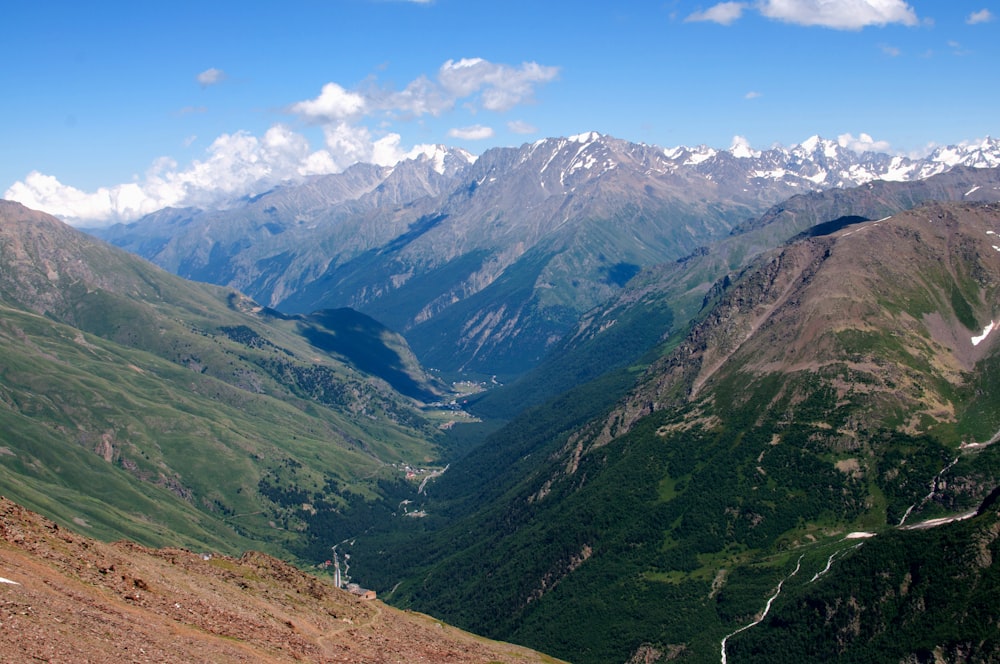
{"left": 94, "top": 133, "right": 1000, "bottom": 376}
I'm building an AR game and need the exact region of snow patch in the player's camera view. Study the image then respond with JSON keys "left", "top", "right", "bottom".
{"left": 965, "top": 185, "right": 981, "bottom": 197}
{"left": 806, "top": 170, "right": 829, "bottom": 184}
{"left": 972, "top": 321, "right": 995, "bottom": 346}
{"left": 752, "top": 168, "right": 787, "bottom": 180}
{"left": 729, "top": 136, "right": 759, "bottom": 159}
{"left": 844, "top": 531, "right": 876, "bottom": 539}
{"left": 682, "top": 146, "right": 717, "bottom": 165}
{"left": 799, "top": 135, "right": 821, "bottom": 153}
{"left": 0, "top": 577, "right": 19, "bottom": 585}
{"left": 568, "top": 131, "right": 600, "bottom": 144}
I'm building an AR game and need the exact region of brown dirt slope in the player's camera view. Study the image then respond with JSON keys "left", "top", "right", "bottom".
{"left": 0, "top": 497, "right": 563, "bottom": 663}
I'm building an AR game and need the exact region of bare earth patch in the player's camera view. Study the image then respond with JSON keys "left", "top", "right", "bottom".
{"left": 0, "top": 498, "right": 564, "bottom": 664}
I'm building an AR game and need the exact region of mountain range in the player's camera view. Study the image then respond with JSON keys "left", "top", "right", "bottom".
{"left": 93, "top": 134, "right": 1000, "bottom": 377}
{"left": 342, "top": 199, "right": 1000, "bottom": 663}
{"left": 3, "top": 130, "right": 1000, "bottom": 663}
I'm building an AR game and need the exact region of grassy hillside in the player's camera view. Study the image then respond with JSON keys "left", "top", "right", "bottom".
{"left": 0, "top": 200, "right": 453, "bottom": 557}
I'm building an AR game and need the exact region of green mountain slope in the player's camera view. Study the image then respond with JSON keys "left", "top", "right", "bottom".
{"left": 0, "top": 200, "right": 450, "bottom": 556}
{"left": 729, "top": 499, "right": 1000, "bottom": 662}
{"left": 347, "top": 201, "right": 1000, "bottom": 663}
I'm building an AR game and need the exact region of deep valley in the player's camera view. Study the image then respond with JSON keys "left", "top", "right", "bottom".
{"left": 2, "top": 133, "right": 1000, "bottom": 663}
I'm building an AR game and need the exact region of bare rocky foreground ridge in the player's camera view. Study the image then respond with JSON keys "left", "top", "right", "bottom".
{"left": 0, "top": 498, "right": 563, "bottom": 663}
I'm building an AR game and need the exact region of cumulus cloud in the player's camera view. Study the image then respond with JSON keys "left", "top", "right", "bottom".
{"left": 316, "top": 123, "right": 411, "bottom": 170}
{"left": 879, "top": 43, "right": 901, "bottom": 57}
{"left": 758, "top": 0, "right": 918, "bottom": 29}
{"left": 685, "top": 2, "right": 747, "bottom": 25}
{"left": 435, "top": 58, "right": 560, "bottom": 112}
{"left": 687, "top": 0, "right": 918, "bottom": 29}
{"left": 448, "top": 125, "right": 495, "bottom": 140}
{"left": 196, "top": 68, "right": 226, "bottom": 87}
{"left": 8, "top": 57, "right": 559, "bottom": 225}
{"left": 290, "top": 82, "right": 368, "bottom": 123}
{"left": 5, "top": 125, "right": 336, "bottom": 225}
{"left": 837, "top": 132, "right": 893, "bottom": 153}
{"left": 744, "top": 90, "right": 762, "bottom": 99}
{"left": 292, "top": 57, "right": 559, "bottom": 122}
{"left": 967, "top": 9, "right": 993, "bottom": 24}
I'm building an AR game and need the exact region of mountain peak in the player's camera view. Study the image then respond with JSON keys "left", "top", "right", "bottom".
{"left": 729, "top": 135, "right": 760, "bottom": 159}
{"left": 405, "top": 144, "right": 477, "bottom": 175}
{"left": 793, "top": 134, "right": 840, "bottom": 158}
{"left": 568, "top": 131, "right": 602, "bottom": 144}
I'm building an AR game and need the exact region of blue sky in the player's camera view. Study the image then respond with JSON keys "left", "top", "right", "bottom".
{"left": 2, "top": 0, "right": 997, "bottom": 224}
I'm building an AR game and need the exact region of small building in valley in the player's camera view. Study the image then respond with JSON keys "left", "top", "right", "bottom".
{"left": 345, "top": 583, "right": 376, "bottom": 600}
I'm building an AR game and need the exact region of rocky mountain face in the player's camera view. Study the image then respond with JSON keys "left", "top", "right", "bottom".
{"left": 466, "top": 166, "right": 1000, "bottom": 420}
{"left": 0, "top": 498, "right": 563, "bottom": 664}
{"left": 591, "top": 200, "right": 1000, "bottom": 449}
{"left": 93, "top": 134, "right": 1000, "bottom": 377}
{"left": 348, "top": 201, "right": 1000, "bottom": 663}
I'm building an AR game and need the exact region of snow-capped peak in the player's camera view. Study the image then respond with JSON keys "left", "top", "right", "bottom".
{"left": 927, "top": 137, "right": 1000, "bottom": 169}
{"left": 646, "top": 133, "right": 1000, "bottom": 191}
{"left": 569, "top": 131, "right": 602, "bottom": 144}
{"left": 729, "top": 135, "right": 760, "bottom": 159}
{"left": 793, "top": 135, "right": 840, "bottom": 159}
{"left": 662, "top": 144, "right": 718, "bottom": 165}
{"left": 406, "top": 144, "right": 477, "bottom": 174}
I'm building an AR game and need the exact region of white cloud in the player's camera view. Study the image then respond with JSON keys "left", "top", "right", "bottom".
{"left": 507, "top": 120, "right": 538, "bottom": 134}
{"left": 687, "top": 0, "right": 919, "bottom": 29}
{"left": 7, "top": 57, "right": 559, "bottom": 225}
{"left": 686, "top": 2, "right": 748, "bottom": 25}
{"left": 196, "top": 68, "right": 226, "bottom": 87}
{"left": 290, "top": 82, "right": 368, "bottom": 123}
{"left": 5, "top": 124, "right": 336, "bottom": 225}
{"left": 317, "top": 123, "right": 414, "bottom": 169}
{"left": 879, "top": 43, "right": 901, "bottom": 57}
{"left": 757, "top": 0, "right": 918, "bottom": 29}
{"left": 744, "top": 90, "right": 762, "bottom": 99}
{"left": 436, "top": 59, "right": 560, "bottom": 112}
{"left": 837, "top": 132, "right": 893, "bottom": 153}
{"left": 378, "top": 75, "right": 452, "bottom": 117}
{"left": 729, "top": 135, "right": 759, "bottom": 158}
{"left": 448, "top": 125, "right": 495, "bottom": 140}
{"left": 6, "top": 173, "right": 125, "bottom": 224}
{"left": 294, "top": 57, "right": 559, "bottom": 123}
{"left": 967, "top": 9, "right": 993, "bottom": 24}
{"left": 948, "top": 40, "right": 972, "bottom": 56}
